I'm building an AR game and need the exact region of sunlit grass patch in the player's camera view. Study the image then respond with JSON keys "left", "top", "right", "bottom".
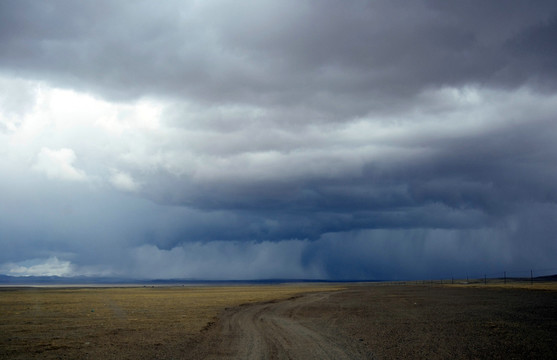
{"left": 0, "top": 284, "right": 342, "bottom": 359}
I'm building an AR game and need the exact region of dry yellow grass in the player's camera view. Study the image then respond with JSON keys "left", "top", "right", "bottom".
{"left": 443, "top": 281, "right": 557, "bottom": 291}
{"left": 0, "top": 284, "right": 343, "bottom": 359}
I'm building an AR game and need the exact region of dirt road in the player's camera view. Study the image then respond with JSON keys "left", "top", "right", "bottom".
{"left": 3, "top": 284, "right": 555, "bottom": 359}
{"left": 190, "top": 285, "right": 557, "bottom": 360}
{"left": 191, "top": 291, "right": 373, "bottom": 359}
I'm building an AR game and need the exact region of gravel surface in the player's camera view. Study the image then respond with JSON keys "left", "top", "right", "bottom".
{"left": 190, "top": 284, "right": 557, "bottom": 359}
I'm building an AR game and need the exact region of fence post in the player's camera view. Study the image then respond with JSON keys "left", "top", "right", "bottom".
{"left": 484, "top": 274, "right": 487, "bottom": 285}
{"left": 504, "top": 271, "right": 506, "bottom": 284}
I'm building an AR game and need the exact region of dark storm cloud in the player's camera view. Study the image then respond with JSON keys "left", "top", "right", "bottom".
{"left": 1, "top": 1, "right": 556, "bottom": 109}
{"left": 140, "top": 114, "right": 556, "bottom": 248}
{"left": 132, "top": 91, "right": 557, "bottom": 244}
{"left": 1, "top": 1, "right": 557, "bottom": 279}
{"left": 506, "top": 15, "right": 557, "bottom": 89}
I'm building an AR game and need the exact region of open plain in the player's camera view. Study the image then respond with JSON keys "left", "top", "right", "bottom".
{"left": 1, "top": 283, "right": 556, "bottom": 359}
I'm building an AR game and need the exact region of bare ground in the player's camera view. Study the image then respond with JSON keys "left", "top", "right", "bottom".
{"left": 2, "top": 284, "right": 556, "bottom": 359}
{"left": 190, "top": 284, "right": 557, "bottom": 360}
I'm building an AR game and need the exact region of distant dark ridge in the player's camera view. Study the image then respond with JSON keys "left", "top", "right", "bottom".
{"left": 2, "top": 273, "right": 555, "bottom": 286}
{"left": 535, "top": 274, "right": 557, "bottom": 281}
{"left": 0, "top": 275, "right": 383, "bottom": 286}
{"left": 148, "top": 278, "right": 382, "bottom": 284}
{"left": 491, "top": 274, "right": 557, "bottom": 282}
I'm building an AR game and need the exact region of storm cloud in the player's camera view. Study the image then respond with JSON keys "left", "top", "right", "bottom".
{"left": 1, "top": 0, "right": 556, "bottom": 280}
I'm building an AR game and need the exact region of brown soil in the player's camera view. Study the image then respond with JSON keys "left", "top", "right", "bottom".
{"left": 1, "top": 284, "right": 556, "bottom": 359}
{"left": 191, "top": 284, "right": 557, "bottom": 359}
{"left": 0, "top": 285, "right": 338, "bottom": 359}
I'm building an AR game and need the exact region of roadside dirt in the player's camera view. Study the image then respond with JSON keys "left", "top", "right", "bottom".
{"left": 190, "top": 285, "right": 557, "bottom": 360}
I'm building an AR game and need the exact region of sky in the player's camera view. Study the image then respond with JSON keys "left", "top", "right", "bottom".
{"left": 1, "top": 0, "right": 557, "bottom": 280}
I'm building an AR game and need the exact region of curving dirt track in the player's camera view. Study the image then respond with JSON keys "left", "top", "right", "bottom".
{"left": 191, "top": 291, "right": 373, "bottom": 359}
{"left": 190, "top": 284, "right": 557, "bottom": 360}
{"left": 3, "top": 284, "right": 555, "bottom": 359}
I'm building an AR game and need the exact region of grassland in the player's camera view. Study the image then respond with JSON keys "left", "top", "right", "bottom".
{"left": 0, "top": 284, "right": 341, "bottom": 359}
{"left": 445, "top": 281, "right": 557, "bottom": 291}
{"left": 1, "top": 282, "right": 556, "bottom": 359}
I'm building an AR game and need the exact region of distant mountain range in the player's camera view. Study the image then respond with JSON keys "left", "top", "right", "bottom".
{"left": 0, "top": 274, "right": 344, "bottom": 286}
{"left": 2, "top": 274, "right": 555, "bottom": 286}
{"left": 535, "top": 274, "right": 557, "bottom": 281}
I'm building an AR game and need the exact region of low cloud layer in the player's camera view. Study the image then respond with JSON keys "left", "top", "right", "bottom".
{"left": 1, "top": 257, "right": 73, "bottom": 277}
{"left": 1, "top": 1, "right": 556, "bottom": 279}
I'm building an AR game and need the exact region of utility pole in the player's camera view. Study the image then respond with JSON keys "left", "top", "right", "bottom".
{"left": 531, "top": 270, "right": 533, "bottom": 285}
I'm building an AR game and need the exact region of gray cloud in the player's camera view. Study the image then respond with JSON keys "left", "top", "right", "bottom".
{"left": 2, "top": 1, "right": 556, "bottom": 107}
{"left": 1, "top": 1, "right": 556, "bottom": 280}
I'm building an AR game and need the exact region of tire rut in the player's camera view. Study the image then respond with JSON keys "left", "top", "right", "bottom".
{"left": 194, "top": 291, "right": 372, "bottom": 359}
